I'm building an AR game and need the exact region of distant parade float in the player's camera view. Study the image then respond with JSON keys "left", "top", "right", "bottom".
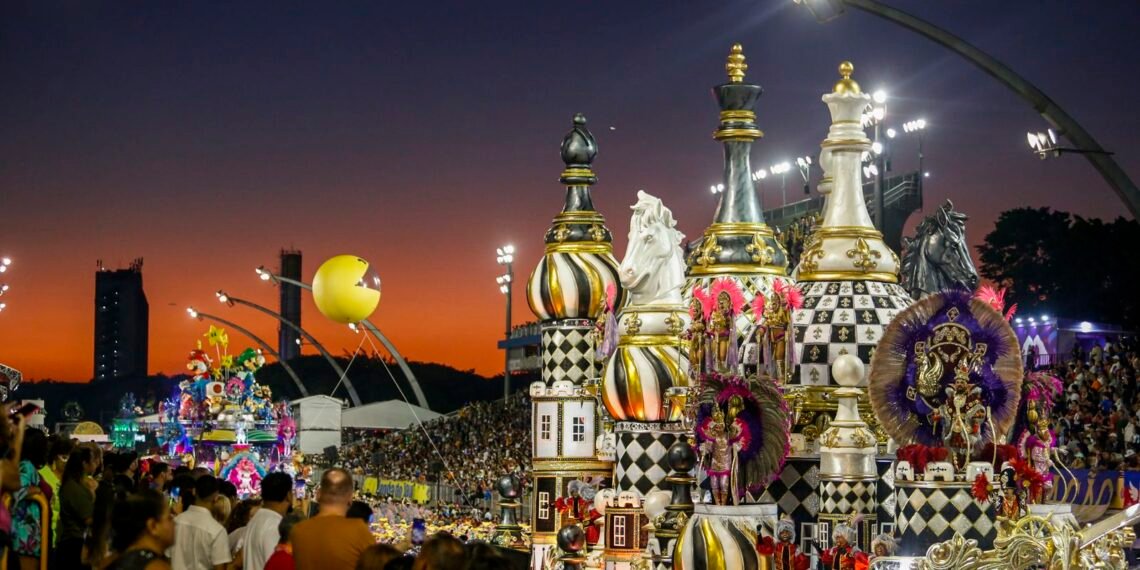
{"left": 153, "top": 326, "right": 298, "bottom": 497}
{"left": 522, "top": 46, "right": 1134, "bottom": 570}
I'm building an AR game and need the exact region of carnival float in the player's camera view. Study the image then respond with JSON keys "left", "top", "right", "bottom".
{"left": 151, "top": 326, "right": 298, "bottom": 497}
{"left": 521, "top": 45, "right": 1137, "bottom": 570}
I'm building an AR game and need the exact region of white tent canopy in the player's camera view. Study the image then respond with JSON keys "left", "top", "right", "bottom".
{"left": 340, "top": 399, "right": 441, "bottom": 430}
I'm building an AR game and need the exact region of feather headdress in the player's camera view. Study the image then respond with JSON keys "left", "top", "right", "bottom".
{"left": 772, "top": 278, "right": 804, "bottom": 310}
{"left": 694, "top": 372, "right": 790, "bottom": 496}
{"left": 869, "top": 288, "right": 1024, "bottom": 447}
{"left": 974, "top": 284, "right": 1017, "bottom": 322}
{"left": 751, "top": 292, "right": 766, "bottom": 323}
{"left": 689, "top": 286, "right": 713, "bottom": 320}
{"left": 710, "top": 278, "right": 746, "bottom": 316}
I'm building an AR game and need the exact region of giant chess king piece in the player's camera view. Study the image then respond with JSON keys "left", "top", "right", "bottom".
{"left": 683, "top": 44, "right": 791, "bottom": 380}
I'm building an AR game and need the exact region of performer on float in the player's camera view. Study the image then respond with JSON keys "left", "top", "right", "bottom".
{"left": 708, "top": 278, "right": 745, "bottom": 372}
{"left": 992, "top": 467, "right": 1026, "bottom": 521}
{"left": 684, "top": 286, "right": 712, "bottom": 377}
{"left": 935, "top": 364, "right": 989, "bottom": 469}
{"left": 758, "top": 517, "right": 808, "bottom": 570}
{"left": 698, "top": 407, "right": 741, "bottom": 506}
{"left": 694, "top": 372, "right": 789, "bottom": 505}
{"left": 819, "top": 518, "right": 867, "bottom": 570}
{"left": 1014, "top": 371, "right": 1063, "bottom": 503}
{"left": 756, "top": 278, "right": 802, "bottom": 382}
{"left": 869, "top": 533, "right": 897, "bottom": 561}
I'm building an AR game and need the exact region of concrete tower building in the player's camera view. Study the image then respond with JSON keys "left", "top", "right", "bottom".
{"left": 94, "top": 258, "right": 149, "bottom": 381}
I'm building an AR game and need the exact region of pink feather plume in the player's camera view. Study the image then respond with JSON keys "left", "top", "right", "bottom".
{"left": 605, "top": 282, "right": 617, "bottom": 312}
{"left": 773, "top": 279, "right": 803, "bottom": 310}
{"left": 710, "top": 278, "right": 746, "bottom": 315}
{"left": 689, "top": 286, "right": 714, "bottom": 320}
{"left": 975, "top": 284, "right": 1015, "bottom": 322}
{"left": 751, "top": 292, "right": 767, "bottom": 322}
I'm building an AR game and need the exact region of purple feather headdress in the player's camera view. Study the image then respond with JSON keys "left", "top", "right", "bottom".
{"left": 869, "top": 288, "right": 1024, "bottom": 447}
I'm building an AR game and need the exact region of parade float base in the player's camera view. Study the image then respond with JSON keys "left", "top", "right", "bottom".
{"left": 673, "top": 503, "right": 778, "bottom": 570}
{"left": 895, "top": 479, "right": 996, "bottom": 556}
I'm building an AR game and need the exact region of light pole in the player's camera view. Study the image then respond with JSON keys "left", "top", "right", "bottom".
{"left": 903, "top": 118, "right": 927, "bottom": 176}
{"left": 794, "top": 0, "right": 1138, "bottom": 217}
{"left": 185, "top": 307, "right": 307, "bottom": 397}
{"left": 216, "top": 289, "right": 357, "bottom": 406}
{"left": 795, "top": 155, "right": 813, "bottom": 195}
{"left": 253, "top": 266, "right": 431, "bottom": 410}
{"left": 864, "top": 90, "right": 888, "bottom": 229}
{"left": 770, "top": 161, "right": 792, "bottom": 205}
{"left": 496, "top": 245, "right": 515, "bottom": 402}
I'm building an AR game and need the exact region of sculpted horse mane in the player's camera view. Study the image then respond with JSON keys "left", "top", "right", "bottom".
{"left": 900, "top": 200, "right": 979, "bottom": 299}
{"left": 620, "top": 191, "right": 686, "bottom": 306}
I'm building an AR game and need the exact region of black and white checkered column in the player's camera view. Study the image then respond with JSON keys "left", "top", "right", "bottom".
{"left": 818, "top": 477, "right": 877, "bottom": 549}
{"left": 541, "top": 318, "right": 598, "bottom": 385}
{"left": 894, "top": 481, "right": 996, "bottom": 556}
{"left": 614, "top": 421, "right": 685, "bottom": 496}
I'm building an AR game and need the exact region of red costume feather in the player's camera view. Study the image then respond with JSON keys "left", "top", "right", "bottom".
{"left": 751, "top": 293, "right": 767, "bottom": 322}
{"left": 690, "top": 286, "right": 713, "bottom": 320}
{"left": 605, "top": 282, "right": 617, "bottom": 313}
{"left": 773, "top": 279, "right": 803, "bottom": 310}
{"left": 1011, "top": 457, "right": 1045, "bottom": 498}
{"left": 972, "top": 473, "right": 991, "bottom": 502}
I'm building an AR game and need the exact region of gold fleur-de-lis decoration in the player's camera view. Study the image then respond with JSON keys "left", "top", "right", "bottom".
{"left": 865, "top": 327, "right": 876, "bottom": 342}
{"left": 846, "top": 237, "right": 882, "bottom": 272}
{"left": 799, "top": 242, "right": 824, "bottom": 274}
{"left": 861, "top": 310, "right": 874, "bottom": 323}
{"left": 745, "top": 232, "right": 775, "bottom": 264}
{"left": 837, "top": 327, "right": 851, "bottom": 342}
{"left": 812, "top": 328, "right": 823, "bottom": 341}
{"left": 694, "top": 237, "right": 723, "bottom": 267}
{"left": 809, "top": 368, "right": 821, "bottom": 384}
{"left": 625, "top": 313, "right": 643, "bottom": 335}
{"left": 552, "top": 224, "right": 571, "bottom": 243}
{"left": 588, "top": 224, "right": 607, "bottom": 242}
{"left": 664, "top": 313, "right": 683, "bottom": 335}
{"left": 809, "top": 346, "right": 821, "bottom": 360}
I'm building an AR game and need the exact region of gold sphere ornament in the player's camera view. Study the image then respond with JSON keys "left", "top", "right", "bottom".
{"left": 833, "top": 60, "right": 861, "bottom": 95}
{"left": 312, "top": 255, "right": 382, "bottom": 324}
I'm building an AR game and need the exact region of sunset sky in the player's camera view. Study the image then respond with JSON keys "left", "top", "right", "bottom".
{"left": 1, "top": 1, "right": 1137, "bottom": 382}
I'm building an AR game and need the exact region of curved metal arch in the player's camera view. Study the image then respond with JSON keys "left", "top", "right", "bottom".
{"left": 805, "top": 0, "right": 1140, "bottom": 217}
{"left": 190, "top": 310, "right": 308, "bottom": 397}
{"left": 223, "top": 294, "right": 361, "bottom": 407}
{"left": 265, "top": 273, "right": 431, "bottom": 411}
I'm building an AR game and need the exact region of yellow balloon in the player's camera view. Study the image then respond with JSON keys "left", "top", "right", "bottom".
{"left": 312, "top": 255, "right": 381, "bottom": 324}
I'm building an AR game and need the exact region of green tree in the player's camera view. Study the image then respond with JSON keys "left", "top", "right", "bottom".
{"left": 978, "top": 208, "right": 1140, "bottom": 326}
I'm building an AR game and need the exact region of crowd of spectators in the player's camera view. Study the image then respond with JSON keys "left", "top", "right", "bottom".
{"left": 339, "top": 393, "right": 532, "bottom": 501}
{"left": 1047, "top": 338, "right": 1140, "bottom": 471}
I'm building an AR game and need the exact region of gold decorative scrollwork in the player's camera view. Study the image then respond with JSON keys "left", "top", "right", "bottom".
{"left": 694, "top": 237, "right": 723, "bottom": 267}
{"left": 589, "top": 224, "right": 607, "bottom": 241}
{"left": 745, "top": 232, "right": 775, "bottom": 264}
{"left": 625, "top": 313, "right": 643, "bottom": 335}
{"left": 846, "top": 237, "right": 882, "bottom": 272}
{"left": 552, "top": 224, "right": 571, "bottom": 242}
{"left": 664, "top": 313, "right": 683, "bottom": 335}
{"left": 800, "top": 239, "right": 824, "bottom": 273}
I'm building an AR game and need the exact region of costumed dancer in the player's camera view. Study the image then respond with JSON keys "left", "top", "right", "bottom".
{"left": 869, "top": 533, "right": 897, "bottom": 561}
{"left": 685, "top": 286, "right": 712, "bottom": 378}
{"left": 757, "top": 278, "right": 802, "bottom": 383}
{"left": 819, "top": 517, "right": 867, "bottom": 570}
{"left": 708, "top": 278, "right": 745, "bottom": 373}
{"left": 695, "top": 373, "right": 790, "bottom": 505}
{"left": 594, "top": 283, "right": 620, "bottom": 361}
{"left": 1015, "top": 371, "right": 1064, "bottom": 503}
{"left": 993, "top": 466, "right": 1026, "bottom": 521}
{"left": 757, "top": 517, "right": 808, "bottom": 570}
{"left": 698, "top": 407, "right": 741, "bottom": 506}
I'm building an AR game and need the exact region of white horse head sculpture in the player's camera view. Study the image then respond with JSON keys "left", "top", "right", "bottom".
{"left": 619, "top": 191, "right": 686, "bottom": 306}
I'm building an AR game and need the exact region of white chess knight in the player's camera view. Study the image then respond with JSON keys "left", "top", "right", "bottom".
{"left": 619, "top": 190, "right": 686, "bottom": 306}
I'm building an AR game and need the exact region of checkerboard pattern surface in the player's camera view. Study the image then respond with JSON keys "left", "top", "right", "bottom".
{"left": 876, "top": 459, "right": 896, "bottom": 525}
{"left": 819, "top": 479, "right": 876, "bottom": 519}
{"left": 895, "top": 482, "right": 996, "bottom": 556}
{"left": 541, "top": 321, "right": 596, "bottom": 384}
{"left": 760, "top": 458, "right": 820, "bottom": 530}
{"left": 791, "top": 280, "right": 913, "bottom": 386}
{"left": 615, "top": 423, "right": 681, "bottom": 495}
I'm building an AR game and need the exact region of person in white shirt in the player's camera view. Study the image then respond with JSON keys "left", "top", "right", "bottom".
{"left": 171, "top": 476, "right": 232, "bottom": 570}
{"left": 242, "top": 472, "right": 294, "bottom": 570}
